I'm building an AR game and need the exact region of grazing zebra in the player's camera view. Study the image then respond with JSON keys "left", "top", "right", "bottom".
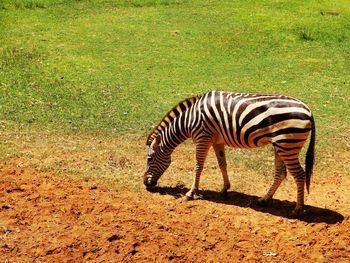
{"left": 144, "top": 91, "right": 315, "bottom": 216}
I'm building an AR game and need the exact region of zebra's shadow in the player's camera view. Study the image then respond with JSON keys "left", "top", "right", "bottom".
{"left": 152, "top": 186, "right": 344, "bottom": 224}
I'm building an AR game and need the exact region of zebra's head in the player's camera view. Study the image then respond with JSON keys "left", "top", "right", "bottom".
{"left": 144, "top": 134, "right": 171, "bottom": 190}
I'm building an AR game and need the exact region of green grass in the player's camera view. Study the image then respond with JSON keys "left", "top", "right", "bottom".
{"left": 0, "top": 0, "right": 349, "bottom": 151}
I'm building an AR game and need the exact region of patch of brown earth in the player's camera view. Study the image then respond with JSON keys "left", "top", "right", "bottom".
{"left": 0, "top": 163, "right": 349, "bottom": 262}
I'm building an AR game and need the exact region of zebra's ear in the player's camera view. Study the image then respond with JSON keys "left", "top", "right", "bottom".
{"left": 151, "top": 134, "right": 161, "bottom": 149}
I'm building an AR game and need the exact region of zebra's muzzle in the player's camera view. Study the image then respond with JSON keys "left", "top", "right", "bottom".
{"left": 144, "top": 175, "right": 157, "bottom": 190}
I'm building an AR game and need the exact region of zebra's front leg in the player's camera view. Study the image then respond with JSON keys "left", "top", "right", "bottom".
{"left": 185, "top": 140, "right": 211, "bottom": 200}
{"left": 258, "top": 148, "right": 286, "bottom": 205}
{"left": 213, "top": 144, "right": 230, "bottom": 197}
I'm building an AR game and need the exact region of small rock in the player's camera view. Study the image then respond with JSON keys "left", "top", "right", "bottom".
{"left": 107, "top": 234, "right": 121, "bottom": 242}
{"left": 263, "top": 251, "right": 278, "bottom": 257}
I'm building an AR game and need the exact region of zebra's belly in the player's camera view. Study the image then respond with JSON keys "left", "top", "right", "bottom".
{"left": 213, "top": 121, "right": 310, "bottom": 149}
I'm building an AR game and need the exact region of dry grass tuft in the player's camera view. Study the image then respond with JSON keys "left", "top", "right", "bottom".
{"left": 1, "top": 130, "right": 349, "bottom": 203}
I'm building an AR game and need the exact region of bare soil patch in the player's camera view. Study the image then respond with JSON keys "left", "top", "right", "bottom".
{"left": 1, "top": 159, "right": 349, "bottom": 262}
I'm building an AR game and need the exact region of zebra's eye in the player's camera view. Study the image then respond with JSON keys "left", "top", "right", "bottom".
{"left": 147, "top": 155, "right": 153, "bottom": 162}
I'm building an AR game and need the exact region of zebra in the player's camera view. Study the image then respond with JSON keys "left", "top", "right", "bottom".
{"left": 144, "top": 91, "right": 315, "bottom": 216}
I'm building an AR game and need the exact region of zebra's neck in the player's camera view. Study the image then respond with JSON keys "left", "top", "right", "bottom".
{"left": 147, "top": 95, "right": 201, "bottom": 153}
{"left": 159, "top": 112, "right": 191, "bottom": 153}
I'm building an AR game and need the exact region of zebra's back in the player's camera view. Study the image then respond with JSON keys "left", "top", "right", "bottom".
{"left": 199, "top": 91, "right": 313, "bottom": 149}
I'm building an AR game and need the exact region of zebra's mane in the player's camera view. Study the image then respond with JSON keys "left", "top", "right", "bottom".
{"left": 146, "top": 95, "right": 201, "bottom": 146}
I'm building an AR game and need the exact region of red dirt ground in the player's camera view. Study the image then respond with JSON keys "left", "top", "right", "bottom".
{"left": 0, "top": 162, "right": 349, "bottom": 262}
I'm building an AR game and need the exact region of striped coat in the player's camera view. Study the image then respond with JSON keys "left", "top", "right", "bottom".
{"left": 144, "top": 91, "right": 315, "bottom": 216}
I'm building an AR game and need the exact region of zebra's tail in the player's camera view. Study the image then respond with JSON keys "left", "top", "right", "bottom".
{"left": 305, "top": 115, "right": 316, "bottom": 194}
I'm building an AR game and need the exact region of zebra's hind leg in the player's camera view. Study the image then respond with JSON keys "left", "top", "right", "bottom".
{"left": 213, "top": 144, "right": 230, "bottom": 197}
{"left": 258, "top": 148, "right": 287, "bottom": 205}
{"left": 184, "top": 140, "right": 212, "bottom": 200}
{"left": 278, "top": 152, "right": 306, "bottom": 217}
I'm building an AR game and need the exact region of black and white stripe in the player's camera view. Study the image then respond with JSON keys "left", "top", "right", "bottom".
{"left": 144, "top": 91, "right": 315, "bottom": 216}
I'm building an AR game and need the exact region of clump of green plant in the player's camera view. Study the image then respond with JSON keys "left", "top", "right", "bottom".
{"left": 299, "top": 28, "right": 315, "bottom": 41}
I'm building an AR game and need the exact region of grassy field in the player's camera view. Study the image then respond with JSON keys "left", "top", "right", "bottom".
{"left": 0, "top": 0, "right": 349, "bottom": 181}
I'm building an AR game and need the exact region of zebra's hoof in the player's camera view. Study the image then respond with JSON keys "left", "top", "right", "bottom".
{"left": 256, "top": 198, "right": 269, "bottom": 206}
{"left": 291, "top": 207, "right": 305, "bottom": 218}
{"left": 194, "top": 193, "right": 203, "bottom": 200}
{"left": 220, "top": 189, "right": 228, "bottom": 197}
{"left": 183, "top": 195, "right": 192, "bottom": 202}
{"left": 183, "top": 193, "right": 203, "bottom": 201}
{"left": 291, "top": 209, "right": 300, "bottom": 218}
